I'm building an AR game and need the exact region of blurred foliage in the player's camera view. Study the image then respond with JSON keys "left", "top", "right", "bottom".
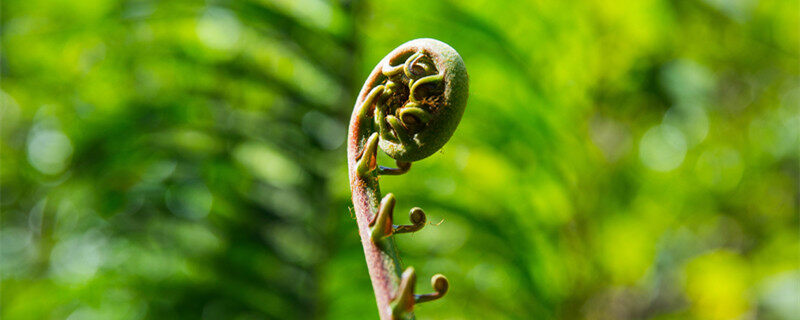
{"left": 1, "top": 0, "right": 798, "bottom": 319}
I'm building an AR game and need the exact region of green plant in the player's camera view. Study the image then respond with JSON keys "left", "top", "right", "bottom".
{"left": 347, "top": 38, "right": 468, "bottom": 319}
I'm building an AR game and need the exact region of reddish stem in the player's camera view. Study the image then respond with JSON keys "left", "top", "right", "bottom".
{"left": 347, "top": 61, "right": 405, "bottom": 320}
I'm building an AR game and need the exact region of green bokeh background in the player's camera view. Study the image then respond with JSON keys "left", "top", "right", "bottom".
{"left": 1, "top": 0, "right": 798, "bottom": 319}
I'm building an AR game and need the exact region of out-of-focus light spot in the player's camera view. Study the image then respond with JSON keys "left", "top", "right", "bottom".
{"left": 0, "top": 226, "right": 36, "bottom": 279}
{"left": 301, "top": 111, "right": 345, "bottom": 150}
{"left": 0, "top": 90, "right": 21, "bottom": 133}
{"left": 702, "top": 0, "right": 757, "bottom": 22}
{"left": 590, "top": 115, "right": 632, "bottom": 162}
{"left": 111, "top": 290, "right": 148, "bottom": 319}
{"left": 122, "top": 1, "right": 155, "bottom": 20}
{"left": 0, "top": 227, "right": 32, "bottom": 255}
{"left": 66, "top": 307, "right": 103, "bottom": 320}
{"left": 50, "top": 231, "right": 106, "bottom": 284}
{"left": 53, "top": 199, "right": 96, "bottom": 240}
{"left": 233, "top": 142, "right": 305, "bottom": 187}
{"left": 27, "top": 129, "right": 73, "bottom": 175}
{"left": 695, "top": 147, "right": 743, "bottom": 191}
{"left": 663, "top": 104, "right": 709, "bottom": 146}
{"left": 65, "top": 292, "right": 147, "bottom": 320}
{"left": 269, "top": 0, "right": 333, "bottom": 31}
{"left": 639, "top": 125, "right": 687, "bottom": 172}
{"left": 29, "top": 198, "right": 47, "bottom": 235}
{"left": 141, "top": 161, "right": 177, "bottom": 183}
{"left": 684, "top": 250, "right": 750, "bottom": 320}
{"left": 780, "top": 85, "right": 800, "bottom": 110}
{"left": 598, "top": 216, "right": 655, "bottom": 283}
{"left": 196, "top": 8, "right": 241, "bottom": 51}
{"left": 454, "top": 146, "right": 470, "bottom": 171}
{"left": 165, "top": 182, "right": 213, "bottom": 220}
{"left": 660, "top": 60, "right": 715, "bottom": 104}
{"left": 758, "top": 271, "right": 800, "bottom": 320}
{"left": 167, "top": 129, "right": 223, "bottom": 154}
{"left": 174, "top": 223, "right": 221, "bottom": 255}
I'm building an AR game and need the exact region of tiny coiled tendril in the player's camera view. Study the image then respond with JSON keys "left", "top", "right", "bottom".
{"left": 348, "top": 38, "right": 468, "bottom": 320}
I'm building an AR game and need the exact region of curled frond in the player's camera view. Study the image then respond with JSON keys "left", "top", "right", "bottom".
{"left": 361, "top": 39, "right": 469, "bottom": 162}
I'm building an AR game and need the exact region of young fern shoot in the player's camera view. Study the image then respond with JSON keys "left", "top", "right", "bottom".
{"left": 347, "top": 39, "right": 468, "bottom": 320}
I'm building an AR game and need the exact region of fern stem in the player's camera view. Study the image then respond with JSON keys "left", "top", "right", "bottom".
{"left": 347, "top": 38, "right": 468, "bottom": 319}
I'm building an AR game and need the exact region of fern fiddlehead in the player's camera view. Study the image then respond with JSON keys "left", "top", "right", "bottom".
{"left": 347, "top": 38, "right": 468, "bottom": 319}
